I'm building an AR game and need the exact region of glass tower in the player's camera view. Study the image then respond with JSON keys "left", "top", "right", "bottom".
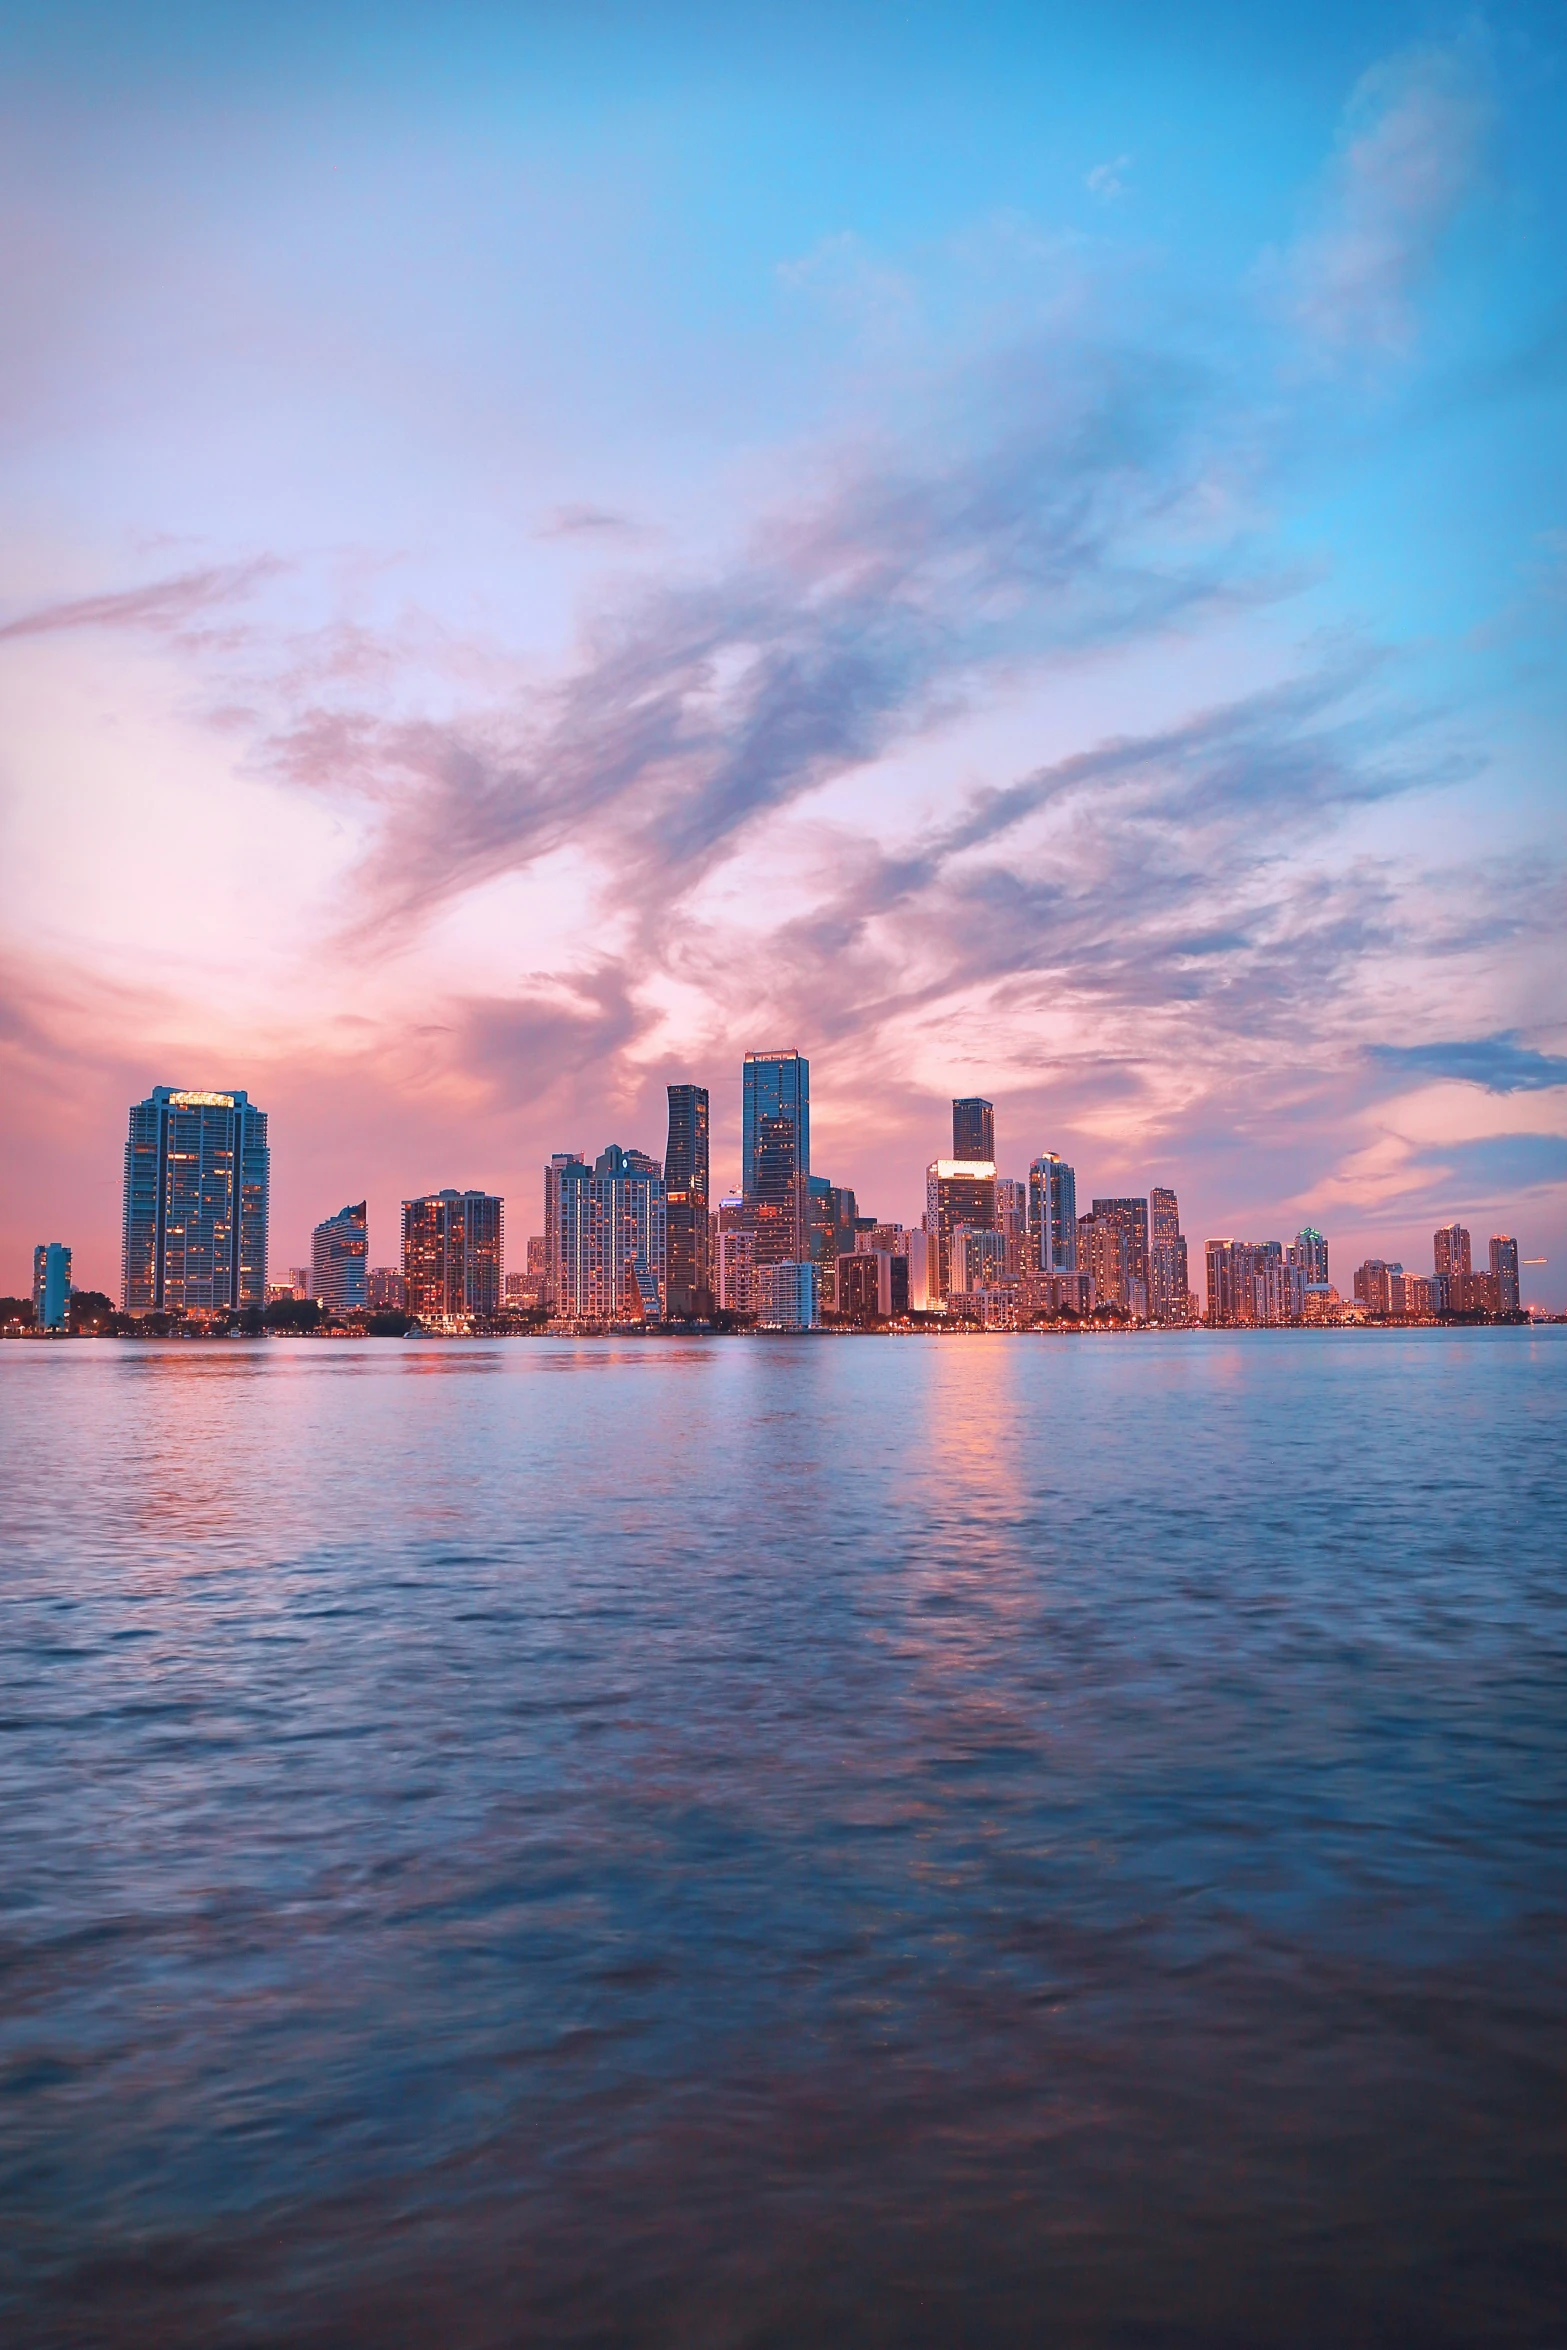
{"left": 1028, "top": 1154, "right": 1078, "bottom": 1272}
{"left": 32, "top": 1242, "right": 72, "bottom": 1330}
{"left": 664, "top": 1084, "right": 710, "bottom": 1315}
{"left": 952, "top": 1098, "right": 994, "bottom": 1162}
{"left": 121, "top": 1087, "right": 269, "bottom": 1313}
{"left": 401, "top": 1190, "right": 504, "bottom": 1322}
{"left": 742, "top": 1050, "right": 809, "bottom": 1266}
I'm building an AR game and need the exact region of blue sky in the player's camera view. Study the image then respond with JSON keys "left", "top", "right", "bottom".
{"left": 2, "top": 0, "right": 1564, "bottom": 1301}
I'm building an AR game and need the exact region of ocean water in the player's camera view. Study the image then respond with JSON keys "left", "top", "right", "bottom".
{"left": 2, "top": 1329, "right": 1564, "bottom": 2348}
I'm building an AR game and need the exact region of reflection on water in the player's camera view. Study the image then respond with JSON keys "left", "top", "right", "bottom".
{"left": 3, "top": 1331, "right": 1565, "bottom": 2348}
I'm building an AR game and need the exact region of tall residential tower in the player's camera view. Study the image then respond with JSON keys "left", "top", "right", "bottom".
{"left": 121, "top": 1086, "right": 269, "bottom": 1314}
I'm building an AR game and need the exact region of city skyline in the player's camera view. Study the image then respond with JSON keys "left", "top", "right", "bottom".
{"left": 1, "top": 7, "right": 1563, "bottom": 1309}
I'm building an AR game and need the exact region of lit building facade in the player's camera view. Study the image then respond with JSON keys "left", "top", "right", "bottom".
{"left": 549, "top": 1147, "right": 666, "bottom": 1321}
{"left": 952, "top": 1097, "right": 995, "bottom": 1162}
{"left": 1490, "top": 1235, "right": 1520, "bottom": 1314}
{"left": 836, "top": 1250, "right": 909, "bottom": 1322}
{"left": 1434, "top": 1223, "right": 1471, "bottom": 1279}
{"left": 543, "top": 1153, "right": 589, "bottom": 1313}
{"left": 948, "top": 1225, "right": 1011, "bottom": 1297}
{"left": 1289, "top": 1227, "right": 1329, "bottom": 1284}
{"left": 1148, "top": 1186, "right": 1190, "bottom": 1323}
{"left": 310, "top": 1200, "right": 368, "bottom": 1314}
{"left": 1206, "top": 1237, "right": 1289, "bottom": 1327}
{"left": 366, "top": 1267, "right": 405, "bottom": 1310}
{"left": 1090, "top": 1198, "right": 1150, "bottom": 1320}
{"left": 1028, "top": 1154, "right": 1078, "bottom": 1272}
{"left": 122, "top": 1086, "right": 269, "bottom": 1314}
{"left": 715, "top": 1197, "right": 757, "bottom": 1315}
{"left": 33, "top": 1242, "right": 72, "bottom": 1330}
{"left": 401, "top": 1189, "right": 504, "bottom": 1323}
{"left": 925, "top": 1160, "right": 997, "bottom": 1300}
{"left": 664, "top": 1084, "right": 710, "bottom": 1316}
{"left": 743, "top": 1050, "right": 810, "bottom": 1266}
{"left": 755, "top": 1259, "right": 820, "bottom": 1330}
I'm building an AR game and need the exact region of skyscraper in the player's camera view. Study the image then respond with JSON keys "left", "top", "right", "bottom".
{"left": 994, "top": 1178, "right": 1028, "bottom": 1275}
{"left": 664, "top": 1084, "right": 710, "bottom": 1315}
{"left": 32, "top": 1242, "right": 72, "bottom": 1331}
{"left": 1289, "top": 1227, "right": 1329, "bottom": 1284}
{"left": 925, "top": 1159, "right": 997, "bottom": 1301}
{"left": 549, "top": 1148, "right": 666, "bottom": 1320}
{"left": 1028, "top": 1154, "right": 1078, "bottom": 1272}
{"left": 401, "top": 1190, "right": 504, "bottom": 1323}
{"left": 1490, "top": 1234, "right": 1520, "bottom": 1315}
{"left": 121, "top": 1087, "right": 269, "bottom": 1314}
{"left": 311, "top": 1201, "right": 368, "bottom": 1313}
{"left": 1090, "top": 1198, "right": 1150, "bottom": 1320}
{"left": 1434, "top": 1223, "right": 1471, "bottom": 1279}
{"left": 952, "top": 1097, "right": 994, "bottom": 1162}
{"left": 743, "top": 1049, "right": 810, "bottom": 1266}
{"left": 543, "top": 1153, "right": 589, "bottom": 1313}
{"left": 1148, "top": 1186, "right": 1190, "bottom": 1324}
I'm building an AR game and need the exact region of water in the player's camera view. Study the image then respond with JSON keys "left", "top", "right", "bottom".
{"left": 2, "top": 1330, "right": 1564, "bottom": 2347}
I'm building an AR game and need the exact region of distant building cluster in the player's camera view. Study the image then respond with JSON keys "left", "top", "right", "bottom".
{"left": 1351, "top": 1225, "right": 1520, "bottom": 1322}
{"left": 2, "top": 1068, "right": 1537, "bottom": 1337}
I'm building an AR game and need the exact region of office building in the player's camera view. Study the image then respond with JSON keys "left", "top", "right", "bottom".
{"left": 121, "top": 1086, "right": 269, "bottom": 1314}
{"left": 742, "top": 1049, "right": 810, "bottom": 1265}
{"left": 1028, "top": 1153, "right": 1078, "bottom": 1272}
{"left": 1353, "top": 1260, "right": 1406, "bottom": 1318}
{"left": 952, "top": 1097, "right": 995, "bottom": 1163}
{"left": 32, "top": 1242, "right": 72, "bottom": 1331}
{"left": 401, "top": 1189, "right": 504, "bottom": 1323}
{"left": 310, "top": 1201, "right": 368, "bottom": 1314}
{"left": 1091, "top": 1198, "right": 1150, "bottom": 1319}
{"left": 1434, "top": 1223, "right": 1471, "bottom": 1279}
{"left": 755, "top": 1259, "right": 820, "bottom": 1330}
{"left": 664, "top": 1084, "right": 711, "bottom": 1316}
{"left": 366, "top": 1267, "right": 405, "bottom": 1310}
{"left": 288, "top": 1266, "right": 312, "bottom": 1299}
{"left": 1017, "top": 1269, "right": 1095, "bottom": 1322}
{"left": 925, "top": 1159, "right": 997, "bottom": 1300}
{"left": 1490, "top": 1235, "right": 1520, "bottom": 1315}
{"left": 1148, "top": 1186, "right": 1190, "bottom": 1324}
{"left": 859, "top": 1222, "right": 906, "bottom": 1256}
{"left": 1079, "top": 1212, "right": 1132, "bottom": 1317}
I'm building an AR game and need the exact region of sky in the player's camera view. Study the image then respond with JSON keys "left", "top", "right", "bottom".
{"left": 2, "top": 0, "right": 1565, "bottom": 1305}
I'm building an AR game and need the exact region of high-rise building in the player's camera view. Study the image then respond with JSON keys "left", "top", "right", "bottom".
{"left": 994, "top": 1178, "right": 1028, "bottom": 1276}
{"left": 1490, "top": 1235, "right": 1520, "bottom": 1315}
{"left": 925, "top": 1159, "right": 997, "bottom": 1301}
{"left": 1205, "top": 1238, "right": 1288, "bottom": 1327}
{"left": 836, "top": 1250, "right": 908, "bottom": 1322}
{"left": 948, "top": 1225, "right": 1011, "bottom": 1297}
{"left": 310, "top": 1201, "right": 368, "bottom": 1314}
{"left": 1091, "top": 1199, "right": 1150, "bottom": 1318}
{"left": 743, "top": 1050, "right": 810, "bottom": 1265}
{"left": 952, "top": 1097, "right": 995, "bottom": 1163}
{"left": 32, "top": 1242, "right": 72, "bottom": 1331}
{"left": 714, "top": 1196, "right": 756, "bottom": 1315}
{"left": 121, "top": 1087, "right": 269, "bottom": 1314}
{"left": 366, "top": 1267, "right": 405, "bottom": 1310}
{"left": 664, "top": 1084, "right": 710, "bottom": 1316}
{"left": 1288, "top": 1227, "right": 1329, "bottom": 1284}
{"left": 1434, "top": 1222, "right": 1471, "bottom": 1279}
{"left": 543, "top": 1153, "right": 589, "bottom": 1312}
{"left": 1028, "top": 1154, "right": 1078, "bottom": 1272}
{"left": 755, "top": 1259, "right": 820, "bottom": 1331}
{"left": 401, "top": 1189, "right": 504, "bottom": 1323}
{"left": 1079, "top": 1212, "right": 1131, "bottom": 1317}
{"left": 1148, "top": 1186, "right": 1190, "bottom": 1325}
{"left": 549, "top": 1147, "right": 666, "bottom": 1321}
{"left": 1353, "top": 1260, "right": 1406, "bottom": 1317}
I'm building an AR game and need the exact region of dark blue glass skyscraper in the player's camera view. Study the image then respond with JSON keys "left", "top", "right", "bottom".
{"left": 742, "top": 1050, "right": 809, "bottom": 1266}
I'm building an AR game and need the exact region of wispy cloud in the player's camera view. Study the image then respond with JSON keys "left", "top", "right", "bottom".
{"left": 1085, "top": 155, "right": 1133, "bottom": 203}
{"left": 0, "top": 559, "right": 282, "bottom": 643}
{"left": 1278, "top": 41, "right": 1493, "bottom": 356}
